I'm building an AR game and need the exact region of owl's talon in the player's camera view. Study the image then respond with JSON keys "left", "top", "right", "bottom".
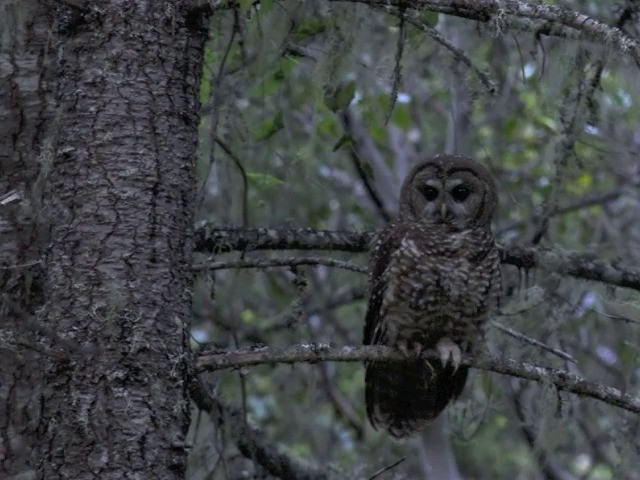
{"left": 436, "top": 338, "right": 462, "bottom": 373}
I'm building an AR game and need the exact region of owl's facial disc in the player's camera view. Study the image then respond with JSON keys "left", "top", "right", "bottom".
{"left": 413, "top": 175, "right": 478, "bottom": 228}
{"left": 399, "top": 156, "right": 496, "bottom": 228}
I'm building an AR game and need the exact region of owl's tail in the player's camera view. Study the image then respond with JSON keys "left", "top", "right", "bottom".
{"left": 365, "top": 360, "right": 468, "bottom": 438}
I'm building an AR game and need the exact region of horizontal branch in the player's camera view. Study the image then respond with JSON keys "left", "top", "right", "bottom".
{"left": 196, "top": 344, "right": 640, "bottom": 416}
{"left": 336, "top": 0, "right": 640, "bottom": 65}
{"left": 203, "top": 0, "right": 640, "bottom": 65}
{"left": 195, "top": 225, "right": 372, "bottom": 253}
{"left": 194, "top": 256, "right": 367, "bottom": 273}
{"left": 195, "top": 226, "right": 640, "bottom": 291}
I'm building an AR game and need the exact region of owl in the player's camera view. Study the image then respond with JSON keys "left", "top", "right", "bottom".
{"left": 363, "top": 154, "right": 501, "bottom": 438}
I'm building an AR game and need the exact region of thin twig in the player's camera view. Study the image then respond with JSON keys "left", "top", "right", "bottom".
{"left": 499, "top": 187, "right": 628, "bottom": 235}
{"left": 196, "top": 344, "right": 640, "bottom": 415}
{"left": 340, "top": 110, "right": 395, "bottom": 221}
{"left": 0, "top": 260, "right": 41, "bottom": 270}
{"left": 213, "top": 136, "right": 249, "bottom": 225}
{"left": 386, "top": 3, "right": 407, "bottom": 123}
{"left": 374, "top": 4, "right": 496, "bottom": 94}
{"left": 368, "top": 457, "right": 406, "bottom": 479}
{"left": 491, "top": 320, "right": 577, "bottom": 363}
{"left": 590, "top": 308, "right": 640, "bottom": 325}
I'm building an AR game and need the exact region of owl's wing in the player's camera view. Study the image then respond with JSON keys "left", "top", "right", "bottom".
{"left": 363, "top": 222, "right": 408, "bottom": 345}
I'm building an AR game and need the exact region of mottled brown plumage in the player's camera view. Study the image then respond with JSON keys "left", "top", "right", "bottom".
{"left": 364, "top": 154, "right": 501, "bottom": 438}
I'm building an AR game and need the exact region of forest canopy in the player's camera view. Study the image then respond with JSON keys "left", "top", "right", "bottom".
{"left": 191, "top": 2, "right": 640, "bottom": 479}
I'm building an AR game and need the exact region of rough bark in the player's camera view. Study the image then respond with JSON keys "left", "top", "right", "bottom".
{"left": 20, "top": 1, "right": 208, "bottom": 478}
{"left": 0, "top": 1, "right": 55, "bottom": 476}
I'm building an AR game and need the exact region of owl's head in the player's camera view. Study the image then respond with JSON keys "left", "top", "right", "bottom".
{"left": 399, "top": 154, "right": 497, "bottom": 229}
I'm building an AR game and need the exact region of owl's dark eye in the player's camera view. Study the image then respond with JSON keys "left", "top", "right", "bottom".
{"left": 419, "top": 185, "right": 439, "bottom": 201}
{"left": 451, "top": 184, "right": 471, "bottom": 202}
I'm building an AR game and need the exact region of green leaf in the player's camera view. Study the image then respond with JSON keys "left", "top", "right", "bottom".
{"left": 391, "top": 104, "right": 411, "bottom": 131}
{"left": 199, "top": 47, "right": 217, "bottom": 104}
{"left": 239, "top": 0, "right": 252, "bottom": 13}
{"left": 240, "top": 309, "right": 256, "bottom": 324}
{"left": 258, "top": 0, "right": 273, "bottom": 13}
{"left": 291, "top": 17, "right": 327, "bottom": 42}
{"left": 323, "top": 80, "right": 356, "bottom": 112}
{"left": 246, "top": 172, "right": 284, "bottom": 190}
{"left": 418, "top": 11, "right": 439, "bottom": 27}
{"left": 253, "top": 57, "right": 296, "bottom": 97}
{"left": 251, "top": 111, "right": 284, "bottom": 141}
{"left": 316, "top": 116, "right": 338, "bottom": 136}
{"left": 332, "top": 134, "right": 353, "bottom": 152}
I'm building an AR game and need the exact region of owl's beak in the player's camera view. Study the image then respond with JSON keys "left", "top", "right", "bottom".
{"left": 440, "top": 203, "right": 447, "bottom": 219}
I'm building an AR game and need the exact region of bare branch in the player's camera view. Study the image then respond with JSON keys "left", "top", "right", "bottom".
{"left": 334, "top": 0, "right": 640, "bottom": 65}
{"left": 194, "top": 256, "right": 367, "bottom": 274}
{"left": 196, "top": 344, "right": 640, "bottom": 415}
{"left": 499, "top": 187, "right": 630, "bottom": 235}
{"left": 386, "top": 4, "right": 407, "bottom": 123}
{"left": 372, "top": 4, "right": 497, "bottom": 94}
{"left": 491, "top": 320, "right": 577, "bottom": 363}
{"left": 0, "top": 189, "right": 22, "bottom": 206}
{"left": 190, "top": 379, "right": 328, "bottom": 480}
{"left": 368, "top": 457, "right": 406, "bottom": 479}
{"left": 194, "top": 226, "right": 373, "bottom": 253}
{"left": 205, "top": 0, "right": 640, "bottom": 65}
{"left": 194, "top": 226, "right": 640, "bottom": 292}
{"left": 339, "top": 109, "right": 397, "bottom": 219}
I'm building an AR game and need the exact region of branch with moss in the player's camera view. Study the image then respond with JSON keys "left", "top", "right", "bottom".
{"left": 194, "top": 256, "right": 367, "bottom": 274}
{"left": 204, "top": 0, "right": 640, "bottom": 64}
{"left": 334, "top": 0, "right": 640, "bottom": 65}
{"left": 196, "top": 344, "right": 640, "bottom": 415}
{"left": 194, "top": 226, "right": 640, "bottom": 291}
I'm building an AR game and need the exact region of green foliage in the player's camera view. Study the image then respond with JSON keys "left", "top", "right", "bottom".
{"left": 251, "top": 111, "right": 284, "bottom": 141}
{"left": 323, "top": 80, "right": 356, "bottom": 112}
{"left": 191, "top": 1, "right": 640, "bottom": 478}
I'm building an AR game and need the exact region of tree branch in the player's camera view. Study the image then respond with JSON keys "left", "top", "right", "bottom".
{"left": 195, "top": 226, "right": 640, "bottom": 291}
{"left": 373, "top": 4, "right": 497, "bottom": 94}
{"left": 196, "top": 344, "right": 640, "bottom": 415}
{"left": 190, "top": 378, "right": 328, "bottom": 480}
{"left": 194, "top": 256, "right": 367, "bottom": 274}
{"left": 491, "top": 320, "right": 576, "bottom": 364}
{"left": 205, "top": 0, "right": 640, "bottom": 66}
{"left": 339, "top": 109, "right": 397, "bottom": 220}
{"left": 499, "top": 187, "right": 630, "bottom": 235}
{"left": 335, "top": 0, "right": 640, "bottom": 65}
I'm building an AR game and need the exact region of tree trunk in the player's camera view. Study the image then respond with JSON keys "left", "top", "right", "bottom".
{"left": 2, "top": 1, "right": 208, "bottom": 478}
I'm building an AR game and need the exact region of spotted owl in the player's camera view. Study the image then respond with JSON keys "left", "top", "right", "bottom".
{"left": 363, "top": 154, "right": 501, "bottom": 438}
